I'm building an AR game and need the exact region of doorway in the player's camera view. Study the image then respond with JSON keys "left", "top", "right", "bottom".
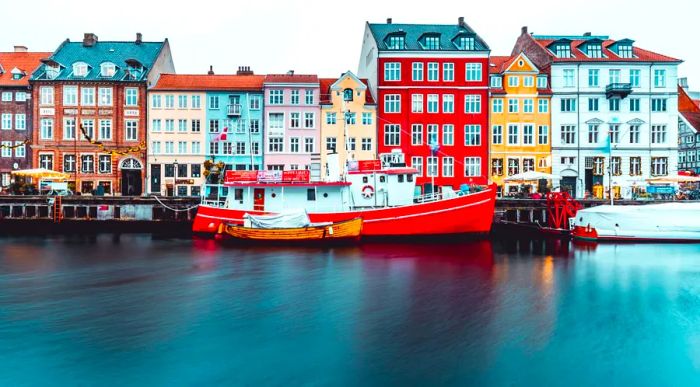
{"left": 561, "top": 176, "right": 577, "bottom": 198}
{"left": 253, "top": 188, "right": 265, "bottom": 211}
{"left": 150, "top": 164, "right": 161, "bottom": 194}
{"left": 121, "top": 170, "right": 142, "bottom": 196}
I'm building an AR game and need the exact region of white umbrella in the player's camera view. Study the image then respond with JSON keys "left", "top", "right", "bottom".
{"left": 504, "top": 170, "right": 560, "bottom": 182}
{"left": 646, "top": 175, "right": 700, "bottom": 183}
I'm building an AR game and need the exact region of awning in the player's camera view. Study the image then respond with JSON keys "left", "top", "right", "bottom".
{"left": 505, "top": 170, "right": 561, "bottom": 182}
{"left": 11, "top": 168, "right": 70, "bottom": 180}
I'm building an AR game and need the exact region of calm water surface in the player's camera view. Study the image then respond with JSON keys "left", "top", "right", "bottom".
{"left": 1, "top": 234, "right": 700, "bottom": 386}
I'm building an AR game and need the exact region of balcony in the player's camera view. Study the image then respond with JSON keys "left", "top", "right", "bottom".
{"left": 227, "top": 104, "right": 242, "bottom": 116}
{"left": 605, "top": 83, "right": 632, "bottom": 99}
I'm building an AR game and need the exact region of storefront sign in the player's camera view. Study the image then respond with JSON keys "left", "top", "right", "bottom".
{"left": 124, "top": 109, "right": 140, "bottom": 116}
{"left": 175, "top": 179, "right": 194, "bottom": 185}
{"left": 39, "top": 108, "right": 55, "bottom": 116}
{"left": 63, "top": 108, "right": 78, "bottom": 115}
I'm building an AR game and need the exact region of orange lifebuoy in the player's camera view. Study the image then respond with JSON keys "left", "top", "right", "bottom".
{"left": 361, "top": 185, "right": 375, "bottom": 199}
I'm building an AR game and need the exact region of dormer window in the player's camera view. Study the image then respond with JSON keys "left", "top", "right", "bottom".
{"left": 386, "top": 35, "right": 405, "bottom": 50}
{"left": 455, "top": 36, "right": 475, "bottom": 50}
{"left": 100, "top": 62, "right": 116, "bottom": 77}
{"left": 73, "top": 62, "right": 89, "bottom": 77}
{"left": 587, "top": 44, "right": 602, "bottom": 58}
{"left": 45, "top": 65, "right": 60, "bottom": 80}
{"left": 618, "top": 45, "right": 633, "bottom": 58}
{"left": 554, "top": 44, "right": 571, "bottom": 58}
{"left": 126, "top": 65, "right": 143, "bottom": 80}
{"left": 12, "top": 73, "right": 22, "bottom": 80}
{"left": 343, "top": 88, "right": 353, "bottom": 102}
{"left": 423, "top": 35, "right": 441, "bottom": 50}
{"left": 11, "top": 68, "right": 24, "bottom": 80}
{"left": 490, "top": 75, "right": 502, "bottom": 88}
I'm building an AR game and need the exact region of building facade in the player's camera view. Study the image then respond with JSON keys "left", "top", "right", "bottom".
{"left": 358, "top": 17, "right": 491, "bottom": 192}
{"left": 677, "top": 80, "right": 700, "bottom": 174}
{"left": 30, "top": 33, "right": 174, "bottom": 195}
{"left": 319, "top": 71, "right": 377, "bottom": 179}
{"left": 262, "top": 74, "right": 321, "bottom": 175}
{"left": 513, "top": 27, "right": 681, "bottom": 199}
{"left": 489, "top": 52, "right": 552, "bottom": 195}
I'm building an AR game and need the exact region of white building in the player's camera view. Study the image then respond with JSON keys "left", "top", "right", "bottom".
{"left": 513, "top": 27, "right": 681, "bottom": 199}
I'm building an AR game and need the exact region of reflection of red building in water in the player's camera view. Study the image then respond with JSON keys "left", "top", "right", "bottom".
{"left": 30, "top": 33, "right": 174, "bottom": 195}
{"left": 358, "top": 18, "right": 491, "bottom": 192}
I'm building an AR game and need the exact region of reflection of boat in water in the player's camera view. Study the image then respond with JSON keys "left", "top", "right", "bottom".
{"left": 222, "top": 211, "right": 362, "bottom": 243}
{"left": 572, "top": 203, "right": 700, "bottom": 242}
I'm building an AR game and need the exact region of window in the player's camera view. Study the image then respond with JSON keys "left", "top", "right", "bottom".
{"left": 79, "top": 87, "right": 95, "bottom": 106}
{"left": 588, "top": 69, "right": 599, "bottom": 87}
{"left": 411, "top": 124, "right": 423, "bottom": 145}
{"left": 345, "top": 112, "right": 356, "bottom": 125}
{"left": 412, "top": 94, "right": 423, "bottom": 113}
{"left": 40, "top": 154, "right": 53, "bottom": 170}
{"left": 442, "top": 157, "right": 454, "bottom": 177}
{"left": 63, "top": 154, "right": 76, "bottom": 172}
{"left": 99, "top": 120, "right": 112, "bottom": 140}
{"left": 508, "top": 76, "right": 519, "bottom": 87}
{"left": 290, "top": 112, "right": 301, "bottom": 128}
{"left": 492, "top": 125, "right": 503, "bottom": 144}
{"left": 291, "top": 90, "right": 300, "bottom": 105}
{"left": 347, "top": 137, "right": 356, "bottom": 151}
{"left": 561, "top": 125, "right": 576, "bottom": 144}
{"left": 651, "top": 99, "right": 667, "bottom": 112}
{"left": 268, "top": 137, "right": 283, "bottom": 152}
{"left": 507, "top": 124, "right": 519, "bottom": 145}
{"left": 305, "top": 90, "right": 314, "bottom": 105}
{"left": 538, "top": 158, "right": 548, "bottom": 169}
{"left": 174, "top": 94, "right": 186, "bottom": 109}
{"left": 629, "top": 69, "right": 641, "bottom": 88}
{"left": 629, "top": 98, "right": 640, "bottom": 112}
{"left": 384, "top": 94, "right": 400, "bottom": 113}
{"left": 125, "top": 88, "right": 138, "bottom": 106}
{"left": 491, "top": 76, "right": 503, "bottom": 88}
{"left": 178, "top": 119, "right": 187, "bottom": 133}
{"left": 15, "top": 114, "right": 26, "bottom": 130}
{"left": 165, "top": 141, "right": 174, "bottom": 154}
{"left": 424, "top": 36, "right": 440, "bottom": 50}
{"left": 523, "top": 76, "right": 534, "bottom": 87}
{"left": 249, "top": 96, "right": 260, "bottom": 110}
{"left": 523, "top": 99, "right": 533, "bottom": 113}
{"left": 73, "top": 62, "right": 88, "bottom": 77}
{"left": 427, "top": 124, "right": 439, "bottom": 145}
{"left": 561, "top": 98, "right": 576, "bottom": 112}
{"left": 456, "top": 36, "right": 475, "bottom": 50}
{"left": 464, "top": 95, "right": 481, "bottom": 113}
{"left": 384, "top": 124, "right": 400, "bottom": 146}
{"left": 411, "top": 156, "right": 423, "bottom": 176}
{"left": 555, "top": 44, "right": 571, "bottom": 58}
{"left": 492, "top": 99, "right": 503, "bottom": 113}
{"left": 587, "top": 98, "right": 599, "bottom": 112}
{"left": 427, "top": 63, "right": 438, "bottom": 81}
{"left": 63, "top": 118, "right": 76, "bottom": 140}
{"left": 537, "top": 76, "right": 548, "bottom": 89}
{"left": 611, "top": 157, "right": 621, "bottom": 176}
{"left": 361, "top": 138, "right": 372, "bottom": 151}
{"left": 609, "top": 69, "right": 621, "bottom": 84}
{"left": 98, "top": 155, "right": 111, "bottom": 174}
{"left": 304, "top": 138, "right": 315, "bottom": 153}
{"left": 609, "top": 98, "right": 620, "bottom": 112}
{"left": 426, "top": 157, "right": 438, "bottom": 177}
{"left": 443, "top": 63, "right": 454, "bottom": 81}
{"left": 192, "top": 95, "right": 202, "bottom": 109}
{"left": 1, "top": 92, "right": 11, "bottom": 102}
{"left": 152, "top": 141, "right": 162, "bottom": 154}
{"left": 651, "top": 125, "right": 667, "bottom": 144}
{"left": 538, "top": 125, "right": 548, "bottom": 145}
{"left": 464, "top": 125, "right": 481, "bottom": 146}
{"left": 289, "top": 137, "right": 300, "bottom": 153}
{"left": 523, "top": 124, "right": 534, "bottom": 145}
{"left": 654, "top": 69, "right": 666, "bottom": 88}
{"left": 652, "top": 157, "right": 668, "bottom": 176}
{"left": 326, "top": 112, "right": 337, "bottom": 124}
{"left": 466, "top": 63, "right": 482, "bottom": 81}
{"left": 325, "top": 137, "right": 337, "bottom": 151}
{"left": 538, "top": 99, "right": 549, "bottom": 113}
{"left": 268, "top": 90, "right": 283, "bottom": 104}
{"left": 523, "top": 158, "right": 535, "bottom": 172}
{"left": 442, "top": 94, "right": 454, "bottom": 113}
{"left": 508, "top": 99, "right": 518, "bottom": 113}
{"left": 165, "top": 119, "right": 174, "bottom": 132}
{"left": 268, "top": 114, "right": 283, "bottom": 131}
{"left": 588, "top": 124, "right": 600, "bottom": 144}
{"left": 192, "top": 141, "right": 201, "bottom": 154}
{"left": 98, "top": 87, "right": 113, "bottom": 106}
{"left": 563, "top": 69, "right": 575, "bottom": 87}
{"left": 304, "top": 113, "right": 315, "bottom": 128}
{"left": 81, "top": 155, "right": 94, "bottom": 173}
{"left": 464, "top": 157, "right": 481, "bottom": 177}
{"left": 40, "top": 86, "right": 54, "bottom": 105}
{"left": 387, "top": 35, "right": 405, "bottom": 50}
{"left": 151, "top": 94, "right": 162, "bottom": 108}
{"left": 1, "top": 114, "right": 10, "bottom": 130}
{"left": 630, "top": 156, "right": 642, "bottom": 176}
{"left": 100, "top": 62, "right": 115, "bottom": 77}
{"left": 343, "top": 89, "right": 354, "bottom": 102}
{"left": 81, "top": 119, "right": 94, "bottom": 140}
{"left": 187, "top": 119, "right": 199, "bottom": 133}
{"left": 629, "top": 125, "right": 641, "bottom": 144}
{"left": 162, "top": 95, "right": 173, "bottom": 108}
{"left": 384, "top": 62, "right": 401, "bottom": 81}
{"left": 507, "top": 158, "right": 520, "bottom": 176}
{"left": 427, "top": 94, "right": 439, "bottom": 113}
{"left": 150, "top": 119, "right": 162, "bottom": 133}
{"left": 412, "top": 62, "right": 423, "bottom": 81}
{"left": 63, "top": 86, "right": 78, "bottom": 106}
{"left": 442, "top": 124, "right": 454, "bottom": 146}
{"left": 362, "top": 112, "right": 372, "bottom": 125}
{"left": 40, "top": 118, "right": 53, "bottom": 139}
{"left": 15, "top": 92, "right": 27, "bottom": 102}
{"left": 491, "top": 159, "right": 503, "bottom": 176}
{"left": 125, "top": 120, "right": 138, "bottom": 141}
{"left": 609, "top": 124, "right": 620, "bottom": 144}
{"left": 1, "top": 142, "right": 12, "bottom": 157}
{"left": 252, "top": 142, "right": 260, "bottom": 155}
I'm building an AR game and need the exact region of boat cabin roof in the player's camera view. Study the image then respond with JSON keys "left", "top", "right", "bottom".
{"left": 224, "top": 181, "right": 351, "bottom": 188}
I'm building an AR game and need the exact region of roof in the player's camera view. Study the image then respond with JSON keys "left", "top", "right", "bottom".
{"left": 679, "top": 86, "right": 700, "bottom": 132}
{"left": 263, "top": 74, "right": 319, "bottom": 84}
{"left": 368, "top": 21, "right": 489, "bottom": 52}
{"left": 489, "top": 56, "right": 513, "bottom": 74}
{"left": 529, "top": 35, "right": 681, "bottom": 63}
{"left": 31, "top": 39, "right": 166, "bottom": 82}
{"left": 0, "top": 51, "right": 51, "bottom": 87}
{"left": 318, "top": 74, "right": 375, "bottom": 105}
{"left": 153, "top": 74, "right": 264, "bottom": 91}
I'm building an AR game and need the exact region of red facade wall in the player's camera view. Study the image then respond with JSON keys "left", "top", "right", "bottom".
{"left": 0, "top": 87, "right": 33, "bottom": 176}
{"left": 376, "top": 56, "right": 490, "bottom": 190}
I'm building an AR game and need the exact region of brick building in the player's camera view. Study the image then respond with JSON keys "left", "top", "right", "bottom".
{"left": 30, "top": 33, "right": 174, "bottom": 195}
{"left": 0, "top": 46, "right": 50, "bottom": 187}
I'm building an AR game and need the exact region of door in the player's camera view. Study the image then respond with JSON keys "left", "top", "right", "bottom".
{"left": 121, "top": 170, "right": 142, "bottom": 196}
{"left": 561, "top": 177, "right": 577, "bottom": 198}
{"left": 584, "top": 169, "right": 593, "bottom": 197}
{"left": 253, "top": 188, "right": 265, "bottom": 211}
{"left": 151, "top": 164, "right": 161, "bottom": 194}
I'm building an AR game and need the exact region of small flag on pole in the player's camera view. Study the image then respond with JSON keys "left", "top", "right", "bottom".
{"left": 214, "top": 127, "right": 228, "bottom": 142}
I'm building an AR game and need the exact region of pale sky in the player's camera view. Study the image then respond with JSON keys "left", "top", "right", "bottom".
{"left": 1, "top": 0, "right": 696, "bottom": 86}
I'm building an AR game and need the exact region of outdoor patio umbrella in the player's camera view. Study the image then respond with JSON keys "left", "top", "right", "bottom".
{"left": 645, "top": 175, "right": 700, "bottom": 184}
{"left": 504, "top": 170, "right": 560, "bottom": 182}
{"left": 11, "top": 168, "right": 70, "bottom": 181}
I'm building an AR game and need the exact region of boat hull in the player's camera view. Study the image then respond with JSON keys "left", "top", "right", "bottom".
{"left": 193, "top": 186, "right": 496, "bottom": 237}
{"left": 224, "top": 218, "right": 362, "bottom": 242}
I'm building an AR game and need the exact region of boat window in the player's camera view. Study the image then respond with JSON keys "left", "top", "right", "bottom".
{"left": 363, "top": 176, "right": 369, "bottom": 183}
{"left": 323, "top": 193, "right": 328, "bottom": 198}
{"left": 307, "top": 189, "right": 316, "bottom": 201}
{"left": 407, "top": 174, "right": 414, "bottom": 182}
{"left": 380, "top": 176, "right": 386, "bottom": 183}
{"left": 271, "top": 193, "right": 276, "bottom": 198}
{"left": 234, "top": 188, "right": 244, "bottom": 201}
{"left": 398, "top": 174, "right": 405, "bottom": 183}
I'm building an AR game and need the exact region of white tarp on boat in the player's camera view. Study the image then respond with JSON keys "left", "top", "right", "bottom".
{"left": 573, "top": 202, "right": 700, "bottom": 240}
{"left": 244, "top": 209, "right": 311, "bottom": 229}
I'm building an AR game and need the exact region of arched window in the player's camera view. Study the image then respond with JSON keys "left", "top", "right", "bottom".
{"left": 101, "top": 62, "right": 116, "bottom": 77}
{"left": 343, "top": 88, "right": 353, "bottom": 102}
{"left": 72, "top": 62, "right": 89, "bottom": 77}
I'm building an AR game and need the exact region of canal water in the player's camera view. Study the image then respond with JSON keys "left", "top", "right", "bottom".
{"left": 1, "top": 234, "right": 700, "bottom": 386}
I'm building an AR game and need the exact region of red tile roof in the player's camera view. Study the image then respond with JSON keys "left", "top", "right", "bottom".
{"left": 489, "top": 55, "right": 513, "bottom": 74}
{"left": 318, "top": 77, "right": 375, "bottom": 105}
{"left": 264, "top": 74, "right": 319, "bottom": 84}
{"left": 531, "top": 38, "right": 680, "bottom": 63}
{"left": 0, "top": 51, "right": 51, "bottom": 87}
{"left": 152, "top": 74, "right": 265, "bottom": 91}
{"left": 679, "top": 86, "right": 700, "bottom": 132}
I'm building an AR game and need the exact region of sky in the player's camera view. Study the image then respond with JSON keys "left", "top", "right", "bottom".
{"left": 1, "top": 0, "right": 697, "bottom": 85}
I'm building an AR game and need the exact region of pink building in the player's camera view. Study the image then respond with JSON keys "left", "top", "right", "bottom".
{"left": 263, "top": 73, "right": 321, "bottom": 177}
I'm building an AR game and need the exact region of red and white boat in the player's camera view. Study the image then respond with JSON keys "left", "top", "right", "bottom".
{"left": 192, "top": 151, "right": 496, "bottom": 237}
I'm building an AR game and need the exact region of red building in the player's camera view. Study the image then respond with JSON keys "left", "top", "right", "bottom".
{"left": 29, "top": 33, "right": 174, "bottom": 195}
{"left": 358, "top": 17, "right": 490, "bottom": 192}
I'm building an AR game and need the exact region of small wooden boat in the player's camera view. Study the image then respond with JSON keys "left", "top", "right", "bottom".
{"left": 222, "top": 217, "right": 363, "bottom": 243}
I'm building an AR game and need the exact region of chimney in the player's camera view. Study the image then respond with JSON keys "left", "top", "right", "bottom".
{"left": 521, "top": 26, "right": 528, "bottom": 36}
{"left": 136, "top": 32, "right": 143, "bottom": 45}
{"left": 387, "top": 18, "right": 392, "bottom": 24}
{"left": 680, "top": 77, "right": 689, "bottom": 90}
{"left": 208, "top": 65, "right": 214, "bottom": 75}
{"left": 83, "top": 33, "right": 98, "bottom": 47}
{"left": 237, "top": 66, "right": 254, "bottom": 75}
{"left": 287, "top": 70, "right": 294, "bottom": 76}
{"left": 458, "top": 16, "right": 464, "bottom": 26}
{"left": 583, "top": 32, "right": 592, "bottom": 37}
{"left": 13, "top": 46, "right": 28, "bottom": 53}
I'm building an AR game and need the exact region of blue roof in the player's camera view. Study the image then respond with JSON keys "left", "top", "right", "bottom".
{"left": 368, "top": 22, "right": 489, "bottom": 52}
{"left": 31, "top": 39, "right": 165, "bottom": 82}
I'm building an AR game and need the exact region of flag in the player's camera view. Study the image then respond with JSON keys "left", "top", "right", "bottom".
{"left": 214, "top": 127, "right": 228, "bottom": 142}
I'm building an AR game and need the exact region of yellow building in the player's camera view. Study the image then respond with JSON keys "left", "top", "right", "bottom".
{"left": 489, "top": 52, "right": 552, "bottom": 196}
{"left": 319, "top": 71, "right": 377, "bottom": 179}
